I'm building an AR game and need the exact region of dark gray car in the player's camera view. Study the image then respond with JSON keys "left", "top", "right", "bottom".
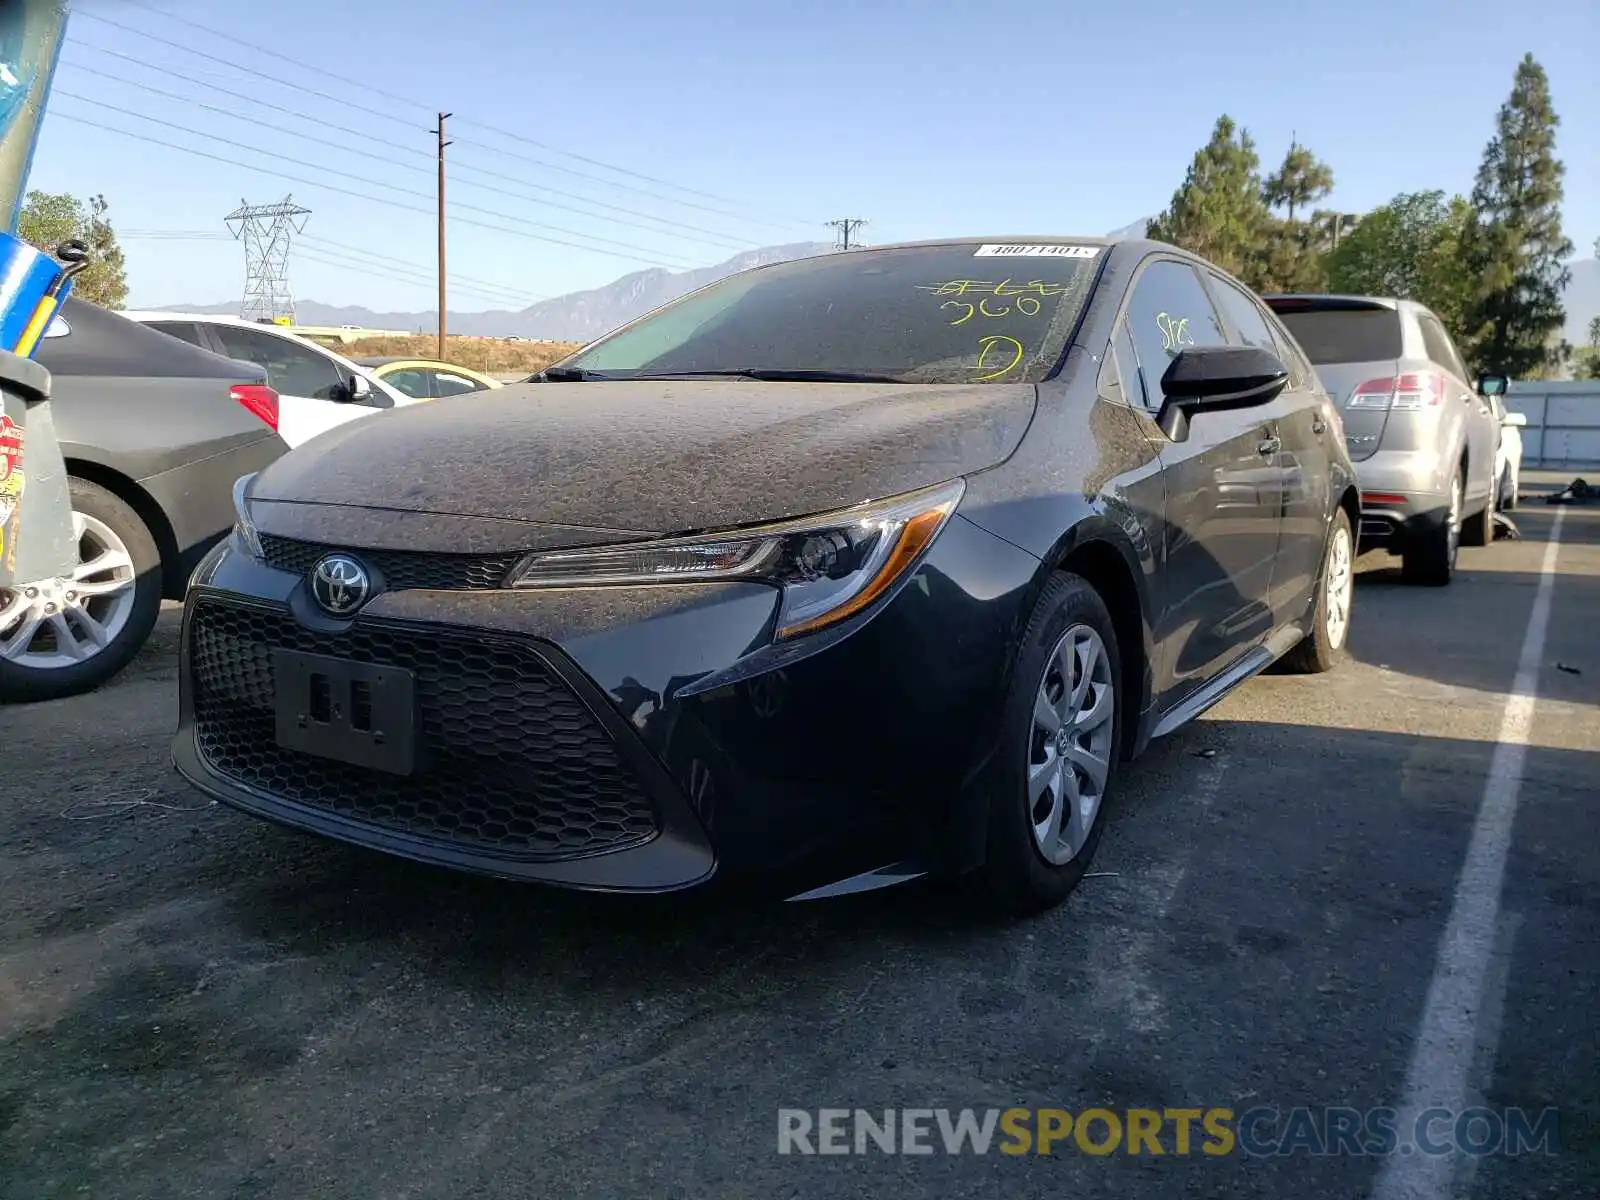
{"left": 0, "top": 298, "right": 287, "bottom": 701}
{"left": 171, "top": 237, "right": 1358, "bottom": 914}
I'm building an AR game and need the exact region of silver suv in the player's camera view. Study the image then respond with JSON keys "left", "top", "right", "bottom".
{"left": 1263, "top": 295, "right": 1503, "bottom": 586}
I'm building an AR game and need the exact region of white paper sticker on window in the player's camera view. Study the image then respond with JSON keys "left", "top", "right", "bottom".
{"left": 973, "top": 244, "right": 1101, "bottom": 258}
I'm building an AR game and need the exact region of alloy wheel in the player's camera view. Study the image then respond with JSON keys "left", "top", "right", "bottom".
{"left": 1028, "top": 623, "right": 1116, "bottom": 866}
{"left": 0, "top": 511, "right": 139, "bottom": 669}
{"left": 1324, "top": 524, "right": 1353, "bottom": 649}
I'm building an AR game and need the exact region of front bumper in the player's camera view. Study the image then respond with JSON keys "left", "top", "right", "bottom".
{"left": 172, "top": 513, "right": 1041, "bottom": 894}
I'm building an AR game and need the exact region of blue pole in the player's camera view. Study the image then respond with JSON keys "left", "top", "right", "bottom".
{"left": 1, "top": 0, "right": 72, "bottom": 233}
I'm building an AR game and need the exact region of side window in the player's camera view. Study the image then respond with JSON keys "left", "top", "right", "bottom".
{"left": 433, "top": 371, "right": 483, "bottom": 398}
{"left": 1124, "top": 260, "right": 1227, "bottom": 400}
{"left": 1113, "top": 318, "right": 1149, "bottom": 409}
{"left": 1437, "top": 320, "right": 1472, "bottom": 385}
{"left": 146, "top": 321, "right": 206, "bottom": 349}
{"left": 1417, "top": 315, "right": 1466, "bottom": 384}
{"left": 1207, "top": 276, "right": 1277, "bottom": 352}
{"left": 211, "top": 326, "right": 345, "bottom": 400}
{"left": 1264, "top": 312, "right": 1314, "bottom": 391}
{"left": 383, "top": 369, "right": 432, "bottom": 399}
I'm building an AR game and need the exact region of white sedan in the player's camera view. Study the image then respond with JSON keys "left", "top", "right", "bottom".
{"left": 124, "top": 311, "right": 422, "bottom": 448}
{"left": 1486, "top": 385, "right": 1526, "bottom": 510}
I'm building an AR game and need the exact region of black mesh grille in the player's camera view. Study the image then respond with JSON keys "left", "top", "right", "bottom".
{"left": 188, "top": 598, "right": 659, "bottom": 860}
{"left": 259, "top": 534, "right": 518, "bottom": 590}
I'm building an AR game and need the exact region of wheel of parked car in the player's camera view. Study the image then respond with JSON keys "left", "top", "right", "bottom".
{"left": 1280, "top": 508, "right": 1353, "bottom": 674}
{"left": 0, "top": 478, "right": 163, "bottom": 703}
{"left": 1461, "top": 472, "right": 1495, "bottom": 548}
{"left": 1402, "top": 469, "right": 1462, "bottom": 587}
{"left": 982, "top": 572, "right": 1124, "bottom": 915}
{"left": 1499, "top": 463, "right": 1519, "bottom": 512}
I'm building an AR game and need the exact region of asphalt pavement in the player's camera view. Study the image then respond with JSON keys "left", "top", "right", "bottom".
{"left": 1, "top": 472, "right": 1595, "bottom": 1199}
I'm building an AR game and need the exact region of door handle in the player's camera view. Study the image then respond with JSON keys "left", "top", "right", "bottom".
{"left": 1257, "top": 436, "right": 1281, "bottom": 456}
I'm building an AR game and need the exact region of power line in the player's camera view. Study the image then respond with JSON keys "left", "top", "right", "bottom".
{"left": 49, "top": 92, "right": 707, "bottom": 268}
{"left": 73, "top": 7, "right": 810, "bottom": 230}
{"left": 117, "top": 227, "right": 551, "bottom": 307}
{"left": 57, "top": 54, "right": 756, "bottom": 252}
{"left": 47, "top": 110, "right": 712, "bottom": 270}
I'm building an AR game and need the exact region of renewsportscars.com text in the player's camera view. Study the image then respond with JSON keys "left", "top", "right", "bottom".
{"left": 776, "top": 1106, "right": 1561, "bottom": 1158}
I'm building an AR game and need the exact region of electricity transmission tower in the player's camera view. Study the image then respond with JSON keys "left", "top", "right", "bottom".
{"left": 225, "top": 196, "right": 311, "bottom": 323}
{"left": 827, "top": 218, "right": 867, "bottom": 250}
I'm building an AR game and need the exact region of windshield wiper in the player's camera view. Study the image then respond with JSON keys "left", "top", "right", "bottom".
{"left": 539, "top": 365, "right": 608, "bottom": 381}
{"left": 627, "top": 368, "right": 908, "bottom": 384}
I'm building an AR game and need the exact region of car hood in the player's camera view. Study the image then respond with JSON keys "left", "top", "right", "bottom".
{"left": 249, "top": 379, "right": 1037, "bottom": 539}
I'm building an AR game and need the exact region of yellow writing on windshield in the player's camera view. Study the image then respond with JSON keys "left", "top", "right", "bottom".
{"left": 917, "top": 278, "right": 1071, "bottom": 299}
{"left": 975, "top": 335, "right": 1026, "bottom": 381}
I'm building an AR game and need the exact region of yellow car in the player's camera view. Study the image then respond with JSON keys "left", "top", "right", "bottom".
{"left": 354, "top": 357, "right": 505, "bottom": 401}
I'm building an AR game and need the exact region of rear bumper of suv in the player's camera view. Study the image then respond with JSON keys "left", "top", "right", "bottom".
{"left": 1351, "top": 453, "right": 1454, "bottom": 555}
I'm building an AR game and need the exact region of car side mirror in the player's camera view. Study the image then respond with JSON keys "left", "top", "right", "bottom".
{"left": 334, "top": 374, "right": 372, "bottom": 403}
{"left": 1155, "top": 345, "right": 1289, "bottom": 442}
{"left": 1476, "top": 373, "right": 1508, "bottom": 397}
{"left": 1502, "top": 411, "right": 1527, "bottom": 428}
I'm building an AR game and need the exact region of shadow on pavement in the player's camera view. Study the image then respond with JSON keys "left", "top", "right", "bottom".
{"left": 2, "top": 715, "right": 1594, "bottom": 1199}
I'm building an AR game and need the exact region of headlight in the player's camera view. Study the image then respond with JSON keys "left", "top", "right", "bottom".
{"left": 509, "top": 479, "right": 966, "bottom": 639}
{"left": 232, "top": 473, "right": 264, "bottom": 558}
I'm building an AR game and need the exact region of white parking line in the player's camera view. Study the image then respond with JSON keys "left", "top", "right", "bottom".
{"left": 1370, "top": 508, "right": 1565, "bottom": 1200}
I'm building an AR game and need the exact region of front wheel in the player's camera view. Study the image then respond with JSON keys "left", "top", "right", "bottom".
{"left": 1280, "top": 508, "right": 1353, "bottom": 674}
{"left": 980, "top": 572, "right": 1123, "bottom": 916}
{"left": 0, "top": 478, "right": 162, "bottom": 703}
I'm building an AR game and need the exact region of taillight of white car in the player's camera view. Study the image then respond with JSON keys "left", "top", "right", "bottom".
{"left": 1346, "top": 372, "right": 1447, "bottom": 411}
{"left": 230, "top": 383, "right": 281, "bottom": 432}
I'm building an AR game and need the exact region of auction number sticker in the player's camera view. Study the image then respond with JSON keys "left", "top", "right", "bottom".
{"left": 973, "top": 244, "right": 1101, "bottom": 258}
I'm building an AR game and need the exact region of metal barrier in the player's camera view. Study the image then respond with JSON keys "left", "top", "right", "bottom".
{"left": 1506, "top": 380, "right": 1600, "bottom": 470}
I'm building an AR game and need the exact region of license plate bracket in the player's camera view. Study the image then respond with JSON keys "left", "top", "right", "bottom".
{"left": 273, "top": 649, "right": 419, "bottom": 776}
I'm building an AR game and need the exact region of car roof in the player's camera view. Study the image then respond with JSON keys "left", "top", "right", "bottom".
{"left": 1261, "top": 293, "right": 1407, "bottom": 312}
{"left": 354, "top": 356, "right": 412, "bottom": 367}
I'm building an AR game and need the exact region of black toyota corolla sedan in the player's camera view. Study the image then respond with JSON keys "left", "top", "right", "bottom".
{"left": 174, "top": 237, "right": 1358, "bottom": 914}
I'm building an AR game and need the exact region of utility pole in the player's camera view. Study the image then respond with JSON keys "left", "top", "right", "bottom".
{"left": 433, "top": 112, "right": 452, "bottom": 361}
{"left": 827, "top": 218, "right": 867, "bottom": 250}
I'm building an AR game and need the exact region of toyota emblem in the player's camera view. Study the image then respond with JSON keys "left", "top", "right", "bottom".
{"left": 309, "top": 554, "right": 371, "bottom": 616}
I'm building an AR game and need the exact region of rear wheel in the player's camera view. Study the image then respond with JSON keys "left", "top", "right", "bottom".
{"left": 0, "top": 478, "right": 162, "bottom": 702}
{"left": 980, "top": 572, "right": 1123, "bottom": 915}
{"left": 1280, "top": 507, "right": 1353, "bottom": 674}
{"left": 1401, "top": 470, "right": 1461, "bottom": 587}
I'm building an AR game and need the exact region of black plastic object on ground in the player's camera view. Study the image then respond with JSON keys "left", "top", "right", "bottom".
{"left": 1545, "top": 478, "right": 1592, "bottom": 505}
{"left": 0, "top": 348, "right": 75, "bottom": 584}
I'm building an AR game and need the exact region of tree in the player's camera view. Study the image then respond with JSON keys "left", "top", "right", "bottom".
{"left": 1458, "top": 54, "right": 1573, "bottom": 378}
{"left": 16, "top": 190, "right": 129, "bottom": 309}
{"left": 1324, "top": 191, "right": 1475, "bottom": 334}
{"left": 1263, "top": 140, "right": 1334, "bottom": 223}
{"left": 1147, "top": 116, "right": 1274, "bottom": 286}
{"left": 1584, "top": 311, "right": 1600, "bottom": 380}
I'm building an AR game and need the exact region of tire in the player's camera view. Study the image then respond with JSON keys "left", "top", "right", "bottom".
{"left": 1502, "top": 464, "right": 1519, "bottom": 511}
{"left": 0, "top": 478, "right": 163, "bottom": 703}
{"left": 1279, "top": 508, "right": 1353, "bottom": 675}
{"left": 1461, "top": 473, "right": 1495, "bottom": 547}
{"left": 980, "top": 572, "right": 1124, "bottom": 916}
{"left": 1401, "top": 470, "right": 1461, "bottom": 587}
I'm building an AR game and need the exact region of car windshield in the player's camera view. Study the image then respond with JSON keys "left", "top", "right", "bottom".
{"left": 1269, "top": 305, "right": 1403, "bottom": 364}
{"left": 557, "top": 243, "right": 1105, "bottom": 385}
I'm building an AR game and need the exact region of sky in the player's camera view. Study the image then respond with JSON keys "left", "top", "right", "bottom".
{"left": 22, "top": 0, "right": 1600, "bottom": 314}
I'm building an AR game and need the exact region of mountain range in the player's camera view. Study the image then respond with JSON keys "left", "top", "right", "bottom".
{"left": 167, "top": 222, "right": 1600, "bottom": 352}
